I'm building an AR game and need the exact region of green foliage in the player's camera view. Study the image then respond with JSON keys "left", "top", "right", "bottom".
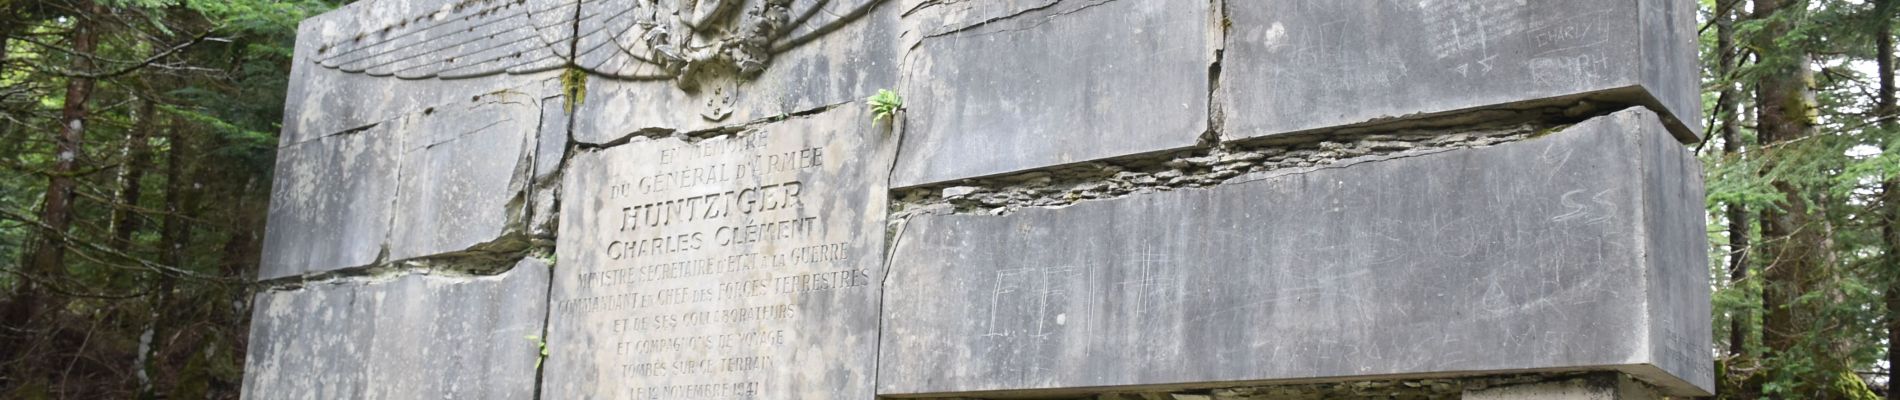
{"left": 0, "top": 0, "right": 342, "bottom": 397}
{"left": 867, "top": 88, "right": 902, "bottom": 124}
{"left": 1833, "top": 370, "right": 1883, "bottom": 400}
{"left": 1699, "top": 0, "right": 1900, "bottom": 397}
{"left": 526, "top": 335, "right": 548, "bottom": 370}
{"left": 562, "top": 66, "right": 589, "bottom": 113}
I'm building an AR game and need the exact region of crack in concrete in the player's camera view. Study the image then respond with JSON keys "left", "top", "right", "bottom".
{"left": 889, "top": 104, "right": 1624, "bottom": 218}
{"left": 870, "top": 111, "right": 911, "bottom": 396}
{"left": 571, "top": 100, "right": 856, "bottom": 150}
{"left": 253, "top": 248, "right": 542, "bottom": 292}
{"left": 416, "top": 92, "right": 536, "bottom": 150}
{"left": 919, "top": 0, "right": 1111, "bottom": 39}
{"left": 917, "top": 0, "right": 1060, "bottom": 39}
{"left": 529, "top": 252, "right": 556, "bottom": 400}
{"left": 299, "top": 122, "right": 379, "bottom": 145}
{"left": 902, "top": 0, "right": 952, "bottom": 17}
{"left": 1200, "top": 0, "right": 1226, "bottom": 147}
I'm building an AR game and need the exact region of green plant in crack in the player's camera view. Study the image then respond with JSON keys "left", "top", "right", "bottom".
{"left": 561, "top": 67, "right": 588, "bottom": 113}
{"left": 525, "top": 335, "right": 548, "bottom": 369}
{"left": 867, "top": 89, "right": 902, "bottom": 124}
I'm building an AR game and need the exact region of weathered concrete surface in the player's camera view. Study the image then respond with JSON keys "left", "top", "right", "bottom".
{"left": 898, "top": 0, "right": 1064, "bottom": 37}
{"left": 878, "top": 109, "right": 1711, "bottom": 397}
{"left": 388, "top": 90, "right": 542, "bottom": 260}
{"left": 1222, "top": 0, "right": 1702, "bottom": 142}
{"left": 260, "top": 122, "right": 398, "bottom": 279}
{"left": 892, "top": 0, "right": 1213, "bottom": 188}
{"left": 266, "top": 0, "right": 573, "bottom": 279}
{"left": 1464, "top": 373, "right": 1663, "bottom": 400}
{"left": 262, "top": 89, "right": 552, "bottom": 279}
{"left": 534, "top": 94, "right": 569, "bottom": 184}
{"left": 544, "top": 105, "right": 897, "bottom": 399}
{"left": 567, "top": 0, "right": 900, "bottom": 144}
{"left": 898, "top": 0, "right": 1061, "bottom": 38}
{"left": 240, "top": 258, "right": 551, "bottom": 399}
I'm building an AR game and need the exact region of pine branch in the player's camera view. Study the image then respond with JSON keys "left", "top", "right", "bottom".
{"left": 0, "top": 207, "right": 233, "bottom": 283}
{"left": 11, "top": 28, "right": 220, "bottom": 80}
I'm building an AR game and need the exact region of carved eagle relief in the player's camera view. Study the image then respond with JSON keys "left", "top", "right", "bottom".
{"left": 313, "top": 0, "right": 881, "bottom": 87}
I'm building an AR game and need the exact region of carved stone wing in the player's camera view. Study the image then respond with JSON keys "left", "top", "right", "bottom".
{"left": 776, "top": 0, "right": 882, "bottom": 52}
{"left": 573, "top": 0, "right": 678, "bottom": 80}
{"left": 314, "top": 0, "right": 882, "bottom": 82}
{"left": 314, "top": 0, "right": 576, "bottom": 80}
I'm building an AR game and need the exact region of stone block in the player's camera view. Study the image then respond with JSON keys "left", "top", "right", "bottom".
{"left": 877, "top": 108, "right": 1712, "bottom": 397}
{"left": 259, "top": 122, "right": 398, "bottom": 279}
{"left": 543, "top": 105, "right": 897, "bottom": 398}
{"left": 535, "top": 94, "right": 570, "bottom": 184}
{"left": 1221, "top": 0, "right": 1702, "bottom": 142}
{"left": 388, "top": 90, "right": 542, "bottom": 260}
{"left": 263, "top": 89, "right": 554, "bottom": 278}
{"left": 892, "top": 0, "right": 1213, "bottom": 187}
{"left": 240, "top": 258, "right": 552, "bottom": 399}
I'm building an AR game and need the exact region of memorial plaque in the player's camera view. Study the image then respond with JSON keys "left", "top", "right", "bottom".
{"left": 545, "top": 106, "right": 896, "bottom": 398}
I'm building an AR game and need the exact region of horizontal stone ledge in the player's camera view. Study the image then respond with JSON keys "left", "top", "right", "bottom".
{"left": 877, "top": 108, "right": 1712, "bottom": 397}
{"left": 241, "top": 257, "right": 551, "bottom": 400}
{"left": 878, "top": 371, "right": 1666, "bottom": 400}
{"left": 1465, "top": 373, "right": 1666, "bottom": 400}
{"left": 1222, "top": 0, "right": 1702, "bottom": 142}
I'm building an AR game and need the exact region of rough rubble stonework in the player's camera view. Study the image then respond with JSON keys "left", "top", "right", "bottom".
{"left": 245, "top": 0, "right": 1713, "bottom": 399}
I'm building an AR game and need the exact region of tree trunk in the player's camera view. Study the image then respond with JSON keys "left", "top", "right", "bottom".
{"left": 111, "top": 99, "right": 156, "bottom": 251}
{"left": 139, "top": 115, "right": 194, "bottom": 398}
{"left": 127, "top": 102, "right": 166, "bottom": 394}
{"left": 1872, "top": 0, "right": 1899, "bottom": 397}
{"left": 1879, "top": 1, "right": 1897, "bottom": 123}
{"left": 1753, "top": 0, "right": 1829, "bottom": 393}
{"left": 199, "top": 176, "right": 260, "bottom": 398}
{"left": 1, "top": 20, "right": 10, "bottom": 76}
{"left": 5, "top": 0, "right": 99, "bottom": 376}
{"left": 1717, "top": 0, "right": 1751, "bottom": 363}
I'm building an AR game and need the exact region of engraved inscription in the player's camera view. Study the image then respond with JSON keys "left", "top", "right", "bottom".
{"left": 547, "top": 110, "right": 886, "bottom": 399}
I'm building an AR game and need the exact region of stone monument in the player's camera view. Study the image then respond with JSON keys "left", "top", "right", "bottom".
{"left": 245, "top": 0, "right": 1712, "bottom": 399}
